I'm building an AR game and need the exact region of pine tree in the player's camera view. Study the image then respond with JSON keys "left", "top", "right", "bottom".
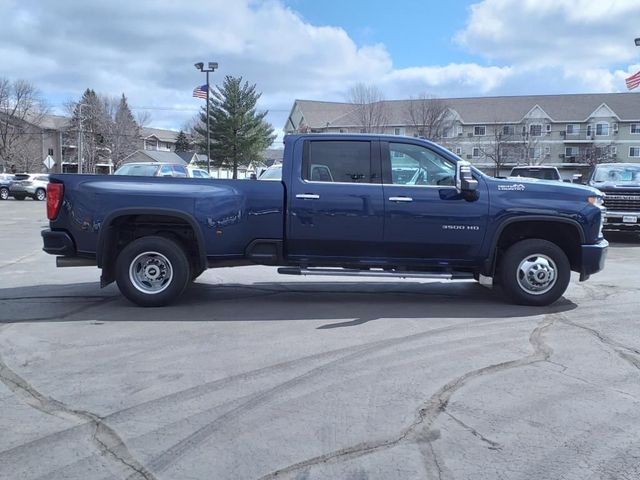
{"left": 174, "top": 130, "right": 191, "bottom": 152}
{"left": 67, "top": 89, "right": 111, "bottom": 173}
{"left": 195, "top": 76, "right": 275, "bottom": 178}
{"left": 111, "top": 94, "right": 139, "bottom": 169}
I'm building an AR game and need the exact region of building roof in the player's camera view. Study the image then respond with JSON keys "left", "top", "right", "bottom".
{"left": 141, "top": 127, "right": 180, "bottom": 142}
{"left": 291, "top": 93, "right": 640, "bottom": 129}
{"left": 39, "top": 114, "right": 71, "bottom": 130}
{"left": 123, "top": 150, "right": 188, "bottom": 165}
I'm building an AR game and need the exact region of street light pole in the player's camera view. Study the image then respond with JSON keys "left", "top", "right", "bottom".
{"left": 194, "top": 62, "right": 218, "bottom": 173}
{"left": 77, "top": 103, "right": 88, "bottom": 174}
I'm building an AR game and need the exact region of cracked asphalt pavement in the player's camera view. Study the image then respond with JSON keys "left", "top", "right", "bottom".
{"left": 1, "top": 200, "right": 639, "bottom": 480}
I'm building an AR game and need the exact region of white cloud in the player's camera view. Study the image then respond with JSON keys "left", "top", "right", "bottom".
{"left": 383, "top": 64, "right": 514, "bottom": 96}
{"left": 457, "top": 0, "right": 640, "bottom": 68}
{"left": 0, "top": 0, "right": 637, "bottom": 135}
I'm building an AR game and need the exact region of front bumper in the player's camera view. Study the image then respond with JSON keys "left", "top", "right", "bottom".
{"left": 41, "top": 229, "right": 76, "bottom": 256}
{"left": 579, "top": 238, "right": 608, "bottom": 281}
{"left": 603, "top": 211, "right": 640, "bottom": 231}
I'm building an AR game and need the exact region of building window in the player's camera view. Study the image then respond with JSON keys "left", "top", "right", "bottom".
{"left": 502, "top": 125, "right": 515, "bottom": 136}
{"left": 529, "top": 124, "right": 542, "bottom": 137}
{"left": 144, "top": 139, "right": 157, "bottom": 150}
{"left": 472, "top": 147, "right": 481, "bottom": 157}
{"left": 394, "top": 128, "right": 401, "bottom": 135}
{"left": 566, "top": 124, "right": 579, "bottom": 135}
{"left": 457, "top": 126, "right": 463, "bottom": 136}
{"left": 631, "top": 124, "right": 640, "bottom": 134}
{"left": 630, "top": 147, "right": 640, "bottom": 158}
{"left": 473, "top": 126, "right": 486, "bottom": 136}
{"left": 48, "top": 148, "right": 54, "bottom": 156}
{"left": 611, "top": 146, "right": 617, "bottom": 155}
{"left": 455, "top": 147, "right": 463, "bottom": 155}
{"left": 339, "top": 129, "right": 346, "bottom": 133}
{"left": 586, "top": 125, "right": 593, "bottom": 137}
{"left": 596, "top": 122, "right": 609, "bottom": 136}
{"left": 546, "top": 124, "right": 552, "bottom": 134}
{"left": 565, "top": 147, "right": 579, "bottom": 157}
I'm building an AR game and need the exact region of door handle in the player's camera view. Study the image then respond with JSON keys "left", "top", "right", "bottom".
{"left": 296, "top": 193, "right": 320, "bottom": 200}
{"left": 389, "top": 196, "right": 413, "bottom": 202}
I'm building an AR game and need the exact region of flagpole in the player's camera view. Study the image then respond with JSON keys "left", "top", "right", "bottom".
{"left": 206, "top": 70, "right": 210, "bottom": 173}
{"left": 194, "top": 62, "right": 218, "bottom": 173}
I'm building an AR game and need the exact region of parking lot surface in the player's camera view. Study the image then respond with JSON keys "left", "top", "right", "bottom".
{"left": 1, "top": 199, "right": 639, "bottom": 480}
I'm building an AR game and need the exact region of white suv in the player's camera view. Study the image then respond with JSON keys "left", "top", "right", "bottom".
{"left": 9, "top": 174, "right": 49, "bottom": 201}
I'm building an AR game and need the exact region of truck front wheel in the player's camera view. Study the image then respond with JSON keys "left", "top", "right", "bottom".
{"left": 115, "top": 236, "right": 191, "bottom": 307}
{"left": 499, "top": 239, "right": 570, "bottom": 306}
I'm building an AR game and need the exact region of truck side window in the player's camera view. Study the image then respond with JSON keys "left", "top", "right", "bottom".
{"left": 304, "top": 141, "right": 372, "bottom": 183}
{"left": 388, "top": 143, "right": 455, "bottom": 187}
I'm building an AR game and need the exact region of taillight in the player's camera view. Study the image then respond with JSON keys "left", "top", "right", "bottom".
{"left": 47, "top": 183, "right": 64, "bottom": 220}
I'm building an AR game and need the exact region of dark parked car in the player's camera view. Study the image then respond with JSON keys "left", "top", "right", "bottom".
{"left": 42, "top": 134, "right": 607, "bottom": 308}
{"left": 588, "top": 163, "right": 640, "bottom": 232}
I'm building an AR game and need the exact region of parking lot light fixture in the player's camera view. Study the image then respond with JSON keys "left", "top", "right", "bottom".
{"left": 635, "top": 38, "right": 640, "bottom": 46}
{"left": 194, "top": 61, "right": 219, "bottom": 173}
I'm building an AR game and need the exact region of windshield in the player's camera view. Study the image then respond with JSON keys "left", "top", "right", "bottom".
{"left": 114, "top": 164, "right": 160, "bottom": 176}
{"left": 592, "top": 164, "right": 640, "bottom": 183}
{"left": 259, "top": 165, "right": 282, "bottom": 180}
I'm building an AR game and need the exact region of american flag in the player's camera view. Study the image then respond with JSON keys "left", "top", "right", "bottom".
{"left": 192, "top": 85, "right": 208, "bottom": 99}
{"left": 626, "top": 70, "right": 640, "bottom": 91}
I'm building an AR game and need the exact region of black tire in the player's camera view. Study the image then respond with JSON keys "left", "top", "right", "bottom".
{"left": 115, "top": 236, "right": 191, "bottom": 307}
{"left": 35, "top": 188, "right": 46, "bottom": 201}
{"left": 0, "top": 187, "right": 8, "bottom": 200}
{"left": 13, "top": 195, "right": 25, "bottom": 200}
{"left": 499, "top": 239, "right": 570, "bottom": 306}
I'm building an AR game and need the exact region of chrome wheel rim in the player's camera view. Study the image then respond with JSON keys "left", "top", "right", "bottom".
{"left": 516, "top": 254, "right": 557, "bottom": 295}
{"left": 0, "top": 189, "right": 7, "bottom": 200}
{"left": 129, "top": 251, "right": 173, "bottom": 294}
{"left": 36, "top": 190, "right": 45, "bottom": 200}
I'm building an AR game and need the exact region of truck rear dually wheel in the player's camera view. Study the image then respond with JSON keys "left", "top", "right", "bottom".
{"left": 499, "top": 239, "right": 570, "bottom": 306}
{"left": 115, "top": 236, "right": 191, "bottom": 307}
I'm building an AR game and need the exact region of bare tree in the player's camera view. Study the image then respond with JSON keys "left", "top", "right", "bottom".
{"left": 347, "top": 83, "right": 387, "bottom": 133}
{"left": 136, "top": 110, "right": 152, "bottom": 128}
{"left": 0, "top": 78, "right": 48, "bottom": 172}
{"left": 582, "top": 144, "right": 616, "bottom": 166}
{"left": 406, "top": 94, "right": 451, "bottom": 141}
{"left": 477, "top": 123, "right": 521, "bottom": 176}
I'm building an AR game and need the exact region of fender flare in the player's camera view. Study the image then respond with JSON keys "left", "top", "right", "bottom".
{"left": 96, "top": 207, "right": 207, "bottom": 271}
{"left": 483, "top": 215, "right": 585, "bottom": 275}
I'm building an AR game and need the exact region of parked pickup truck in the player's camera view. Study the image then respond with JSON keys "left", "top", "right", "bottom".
{"left": 42, "top": 134, "right": 608, "bottom": 307}
{"left": 587, "top": 162, "right": 640, "bottom": 232}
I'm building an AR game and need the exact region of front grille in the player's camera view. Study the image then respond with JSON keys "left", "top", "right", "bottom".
{"left": 603, "top": 191, "right": 640, "bottom": 211}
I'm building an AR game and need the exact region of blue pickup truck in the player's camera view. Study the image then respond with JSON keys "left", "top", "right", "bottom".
{"left": 42, "top": 134, "right": 608, "bottom": 307}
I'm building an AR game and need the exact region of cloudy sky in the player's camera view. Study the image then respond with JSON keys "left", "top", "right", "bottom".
{"left": 2, "top": 0, "right": 639, "bottom": 140}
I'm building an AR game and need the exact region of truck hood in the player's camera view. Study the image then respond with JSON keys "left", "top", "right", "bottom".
{"left": 489, "top": 176, "right": 602, "bottom": 197}
{"left": 588, "top": 181, "right": 640, "bottom": 191}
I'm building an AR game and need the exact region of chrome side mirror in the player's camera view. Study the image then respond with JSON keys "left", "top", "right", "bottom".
{"left": 456, "top": 160, "right": 478, "bottom": 194}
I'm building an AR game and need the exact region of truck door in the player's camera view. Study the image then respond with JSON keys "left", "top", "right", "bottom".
{"left": 287, "top": 138, "right": 384, "bottom": 260}
{"left": 381, "top": 140, "right": 489, "bottom": 262}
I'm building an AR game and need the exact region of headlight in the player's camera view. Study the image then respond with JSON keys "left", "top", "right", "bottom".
{"left": 587, "top": 196, "right": 604, "bottom": 207}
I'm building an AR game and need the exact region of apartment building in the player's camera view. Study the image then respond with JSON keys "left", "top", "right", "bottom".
{"left": 285, "top": 93, "right": 640, "bottom": 177}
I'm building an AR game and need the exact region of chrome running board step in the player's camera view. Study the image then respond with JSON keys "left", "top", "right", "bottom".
{"left": 277, "top": 267, "right": 473, "bottom": 280}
